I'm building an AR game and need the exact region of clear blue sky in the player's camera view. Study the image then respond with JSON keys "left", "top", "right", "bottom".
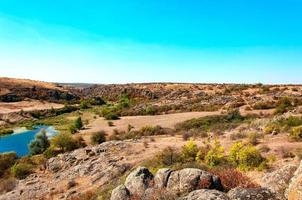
{"left": 0, "top": 0, "right": 301, "bottom": 83}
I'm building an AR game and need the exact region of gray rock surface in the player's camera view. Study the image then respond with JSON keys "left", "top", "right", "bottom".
{"left": 166, "top": 168, "right": 220, "bottom": 195}
{"left": 0, "top": 141, "right": 132, "bottom": 200}
{"left": 124, "top": 166, "right": 154, "bottom": 197}
{"left": 110, "top": 185, "right": 130, "bottom": 200}
{"left": 286, "top": 160, "right": 302, "bottom": 200}
{"left": 154, "top": 168, "right": 173, "bottom": 188}
{"left": 227, "top": 187, "right": 277, "bottom": 200}
{"left": 261, "top": 164, "right": 297, "bottom": 200}
{"left": 182, "top": 189, "right": 230, "bottom": 200}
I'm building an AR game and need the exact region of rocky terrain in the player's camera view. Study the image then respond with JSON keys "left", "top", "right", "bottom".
{"left": 1, "top": 139, "right": 302, "bottom": 200}
{"left": 2, "top": 77, "right": 302, "bottom": 200}
{"left": 0, "top": 77, "right": 78, "bottom": 103}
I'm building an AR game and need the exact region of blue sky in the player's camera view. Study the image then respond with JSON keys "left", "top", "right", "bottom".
{"left": 0, "top": 1, "right": 302, "bottom": 83}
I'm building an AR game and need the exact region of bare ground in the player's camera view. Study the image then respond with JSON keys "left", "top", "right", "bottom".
{"left": 0, "top": 100, "right": 64, "bottom": 114}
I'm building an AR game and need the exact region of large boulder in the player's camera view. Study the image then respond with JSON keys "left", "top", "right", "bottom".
{"left": 261, "top": 164, "right": 297, "bottom": 200}
{"left": 228, "top": 187, "right": 277, "bottom": 200}
{"left": 154, "top": 168, "right": 173, "bottom": 188}
{"left": 182, "top": 189, "right": 230, "bottom": 200}
{"left": 110, "top": 185, "right": 130, "bottom": 200}
{"left": 166, "top": 168, "right": 223, "bottom": 195}
{"left": 124, "top": 167, "right": 154, "bottom": 197}
{"left": 286, "top": 161, "right": 302, "bottom": 200}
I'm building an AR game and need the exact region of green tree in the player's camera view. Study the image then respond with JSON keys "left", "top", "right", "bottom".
{"left": 74, "top": 117, "right": 83, "bottom": 130}
{"left": 29, "top": 130, "right": 50, "bottom": 155}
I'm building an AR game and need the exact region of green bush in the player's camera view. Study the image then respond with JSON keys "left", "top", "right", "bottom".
{"left": 205, "top": 140, "right": 225, "bottom": 167}
{"left": 43, "top": 147, "right": 60, "bottom": 159}
{"left": 51, "top": 133, "right": 78, "bottom": 152}
{"left": 11, "top": 163, "right": 33, "bottom": 179}
{"left": 0, "top": 129, "right": 14, "bottom": 136}
{"left": 80, "top": 100, "right": 90, "bottom": 109}
{"left": 290, "top": 126, "right": 302, "bottom": 141}
{"left": 181, "top": 139, "right": 199, "bottom": 162}
{"left": 247, "top": 132, "right": 263, "bottom": 146}
{"left": 137, "top": 125, "right": 167, "bottom": 136}
{"left": 274, "top": 97, "right": 293, "bottom": 114}
{"left": 29, "top": 130, "right": 50, "bottom": 155}
{"left": 91, "top": 131, "right": 106, "bottom": 145}
{"left": 104, "top": 113, "right": 120, "bottom": 120}
{"left": 175, "top": 109, "right": 246, "bottom": 132}
{"left": 74, "top": 117, "right": 83, "bottom": 130}
{"left": 0, "top": 152, "right": 17, "bottom": 177}
{"left": 69, "top": 124, "right": 77, "bottom": 134}
{"left": 145, "top": 106, "right": 157, "bottom": 115}
{"left": 228, "top": 142, "right": 266, "bottom": 171}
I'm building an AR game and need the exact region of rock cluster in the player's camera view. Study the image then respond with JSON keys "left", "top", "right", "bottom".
{"left": 0, "top": 141, "right": 132, "bottom": 200}
{"left": 110, "top": 167, "right": 276, "bottom": 200}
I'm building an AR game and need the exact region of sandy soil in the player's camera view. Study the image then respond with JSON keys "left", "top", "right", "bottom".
{"left": 0, "top": 100, "right": 64, "bottom": 114}
{"left": 80, "top": 111, "right": 220, "bottom": 137}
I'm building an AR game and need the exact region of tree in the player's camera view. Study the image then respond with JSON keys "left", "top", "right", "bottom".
{"left": 51, "top": 133, "right": 77, "bottom": 152}
{"left": 74, "top": 117, "right": 83, "bottom": 130}
{"left": 29, "top": 130, "right": 50, "bottom": 155}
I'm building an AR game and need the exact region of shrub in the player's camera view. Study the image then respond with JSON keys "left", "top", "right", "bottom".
{"left": 74, "top": 117, "right": 83, "bottom": 130}
{"left": 43, "top": 147, "right": 60, "bottom": 159}
{"left": 51, "top": 133, "right": 78, "bottom": 152}
{"left": 264, "top": 123, "right": 280, "bottom": 134}
{"left": 74, "top": 135, "right": 87, "bottom": 148}
{"left": 108, "top": 121, "right": 114, "bottom": 127}
{"left": 29, "top": 129, "right": 50, "bottom": 155}
{"left": 11, "top": 163, "right": 33, "bottom": 179}
{"left": 80, "top": 100, "right": 90, "bottom": 109}
{"left": 210, "top": 168, "right": 258, "bottom": 192}
{"left": 175, "top": 110, "right": 246, "bottom": 133}
{"left": 104, "top": 113, "right": 120, "bottom": 120}
{"left": 230, "top": 132, "right": 247, "bottom": 140}
{"left": 196, "top": 145, "right": 210, "bottom": 161}
{"left": 69, "top": 124, "right": 77, "bottom": 134}
{"left": 137, "top": 125, "right": 167, "bottom": 136}
{"left": 182, "top": 132, "right": 191, "bottom": 141}
{"left": 205, "top": 140, "right": 225, "bottom": 167}
{"left": 155, "top": 147, "right": 180, "bottom": 166}
{"left": 90, "top": 131, "right": 106, "bottom": 145}
{"left": 0, "top": 152, "right": 17, "bottom": 177}
{"left": 274, "top": 97, "right": 293, "bottom": 114}
{"left": 290, "top": 126, "right": 302, "bottom": 141}
{"left": 228, "top": 142, "right": 266, "bottom": 171}
{"left": 181, "top": 139, "right": 199, "bottom": 162}
{"left": 145, "top": 106, "right": 156, "bottom": 115}
{"left": 0, "top": 129, "right": 14, "bottom": 136}
{"left": 247, "top": 132, "right": 263, "bottom": 146}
